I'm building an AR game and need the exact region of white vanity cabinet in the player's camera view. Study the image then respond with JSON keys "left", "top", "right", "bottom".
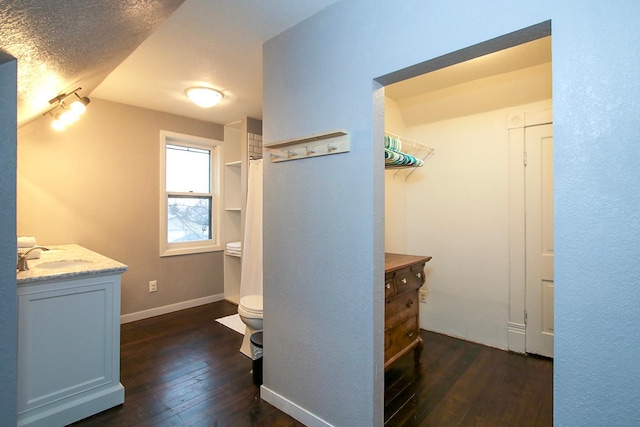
{"left": 16, "top": 245, "right": 127, "bottom": 427}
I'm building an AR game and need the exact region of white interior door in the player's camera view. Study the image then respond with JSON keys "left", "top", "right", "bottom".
{"left": 525, "top": 123, "right": 554, "bottom": 358}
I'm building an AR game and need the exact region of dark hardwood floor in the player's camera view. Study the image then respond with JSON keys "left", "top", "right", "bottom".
{"left": 71, "top": 301, "right": 552, "bottom": 427}
{"left": 384, "top": 333, "right": 553, "bottom": 426}
{"left": 71, "top": 301, "right": 302, "bottom": 427}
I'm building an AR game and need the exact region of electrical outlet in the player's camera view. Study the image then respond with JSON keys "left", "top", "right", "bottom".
{"left": 419, "top": 289, "right": 427, "bottom": 303}
{"left": 149, "top": 280, "right": 157, "bottom": 293}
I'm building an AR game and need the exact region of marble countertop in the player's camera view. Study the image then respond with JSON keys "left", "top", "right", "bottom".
{"left": 17, "top": 244, "right": 128, "bottom": 285}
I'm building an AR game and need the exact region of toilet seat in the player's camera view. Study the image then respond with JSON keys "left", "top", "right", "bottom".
{"left": 239, "top": 294, "right": 263, "bottom": 318}
{"left": 237, "top": 295, "right": 263, "bottom": 357}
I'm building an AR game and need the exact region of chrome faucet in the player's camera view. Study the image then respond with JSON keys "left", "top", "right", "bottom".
{"left": 17, "top": 246, "right": 49, "bottom": 271}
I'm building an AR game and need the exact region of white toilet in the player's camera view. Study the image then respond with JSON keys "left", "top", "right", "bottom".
{"left": 238, "top": 294, "right": 263, "bottom": 357}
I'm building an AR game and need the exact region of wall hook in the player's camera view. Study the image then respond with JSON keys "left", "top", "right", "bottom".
{"left": 267, "top": 130, "right": 349, "bottom": 163}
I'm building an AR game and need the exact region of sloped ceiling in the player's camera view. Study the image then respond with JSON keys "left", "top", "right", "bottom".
{"left": 385, "top": 36, "right": 552, "bottom": 125}
{"left": 0, "top": 0, "right": 186, "bottom": 127}
{"left": 1, "top": 0, "right": 340, "bottom": 128}
{"left": 3, "top": 0, "right": 546, "bottom": 130}
{"left": 92, "top": 0, "right": 341, "bottom": 125}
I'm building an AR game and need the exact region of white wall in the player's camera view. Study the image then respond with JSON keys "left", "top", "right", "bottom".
{"left": 553, "top": 4, "right": 640, "bottom": 425}
{"left": 384, "top": 97, "right": 408, "bottom": 253}
{"left": 0, "top": 51, "right": 17, "bottom": 427}
{"left": 386, "top": 98, "right": 551, "bottom": 349}
{"left": 264, "top": 0, "right": 640, "bottom": 426}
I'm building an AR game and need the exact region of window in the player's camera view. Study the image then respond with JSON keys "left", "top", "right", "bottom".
{"left": 160, "top": 131, "right": 221, "bottom": 256}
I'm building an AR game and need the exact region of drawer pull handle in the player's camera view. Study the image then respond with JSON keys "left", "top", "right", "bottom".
{"left": 386, "top": 283, "right": 391, "bottom": 289}
{"left": 406, "top": 300, "right": 413, "bottom": 308}
{"left": 401, "top": 278, "right": 407, "bottom": 284}
{"left": 407, "top": 329, "right": 414, "bottom": 338}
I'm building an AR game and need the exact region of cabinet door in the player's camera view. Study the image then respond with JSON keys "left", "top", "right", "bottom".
{"left": 18, "top": 277, "right": 121, "bottom": 415}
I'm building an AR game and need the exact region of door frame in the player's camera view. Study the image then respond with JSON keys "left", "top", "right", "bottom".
{"left": 507, "top": 108, "right": 552, "bottom": 353}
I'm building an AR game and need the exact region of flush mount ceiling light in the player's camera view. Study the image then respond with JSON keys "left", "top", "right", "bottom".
{"left": 44, "top": 87, "right": 91, "bottom": 131}
{"left": 185, "top": 87, "right": 223, "bottom": 108}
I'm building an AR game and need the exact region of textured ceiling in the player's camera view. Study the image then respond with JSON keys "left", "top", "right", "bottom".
{"left": 1, "top": 0, "right": 339, "bottom": 128}
{"left": 0, "top": 0, "right": 186, "bottom": 127}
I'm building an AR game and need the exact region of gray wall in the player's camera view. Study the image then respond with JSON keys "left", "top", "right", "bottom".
{"left": 0, "top": 51, "right": 17, "bottom": 426}
{"left": 263, "top": 0, "right": 640, "bottom": 425}
{"left": 553, "top": 3, "right": 640, "bottom": 425}
{"left": 17, "top": 99, "right": 225, "bottom": 316}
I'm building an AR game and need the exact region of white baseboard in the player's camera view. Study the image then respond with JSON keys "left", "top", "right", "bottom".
{"left": 120, "top": 293, "right": 225, "bottom": 324}
{"left": 508, "top": 321, "right": 526, "bottom": 353}
{"left": 260, "top": 386, "right": 334, "bottom": 427}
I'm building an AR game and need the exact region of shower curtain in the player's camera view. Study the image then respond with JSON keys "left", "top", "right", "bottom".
{"left": 240, "top": 158, "right": 263, "bottom": 297}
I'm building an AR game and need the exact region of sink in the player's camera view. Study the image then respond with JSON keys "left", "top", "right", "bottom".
{"left": 35, "top": 259, "right": 94, "bottom": 269}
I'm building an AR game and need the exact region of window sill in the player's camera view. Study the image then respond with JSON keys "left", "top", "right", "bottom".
{"left": 160, "top": 245, "right": 223, "bottom": 257}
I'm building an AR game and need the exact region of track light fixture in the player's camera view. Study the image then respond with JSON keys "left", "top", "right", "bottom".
{"left": 44, "top": 87, "right": 91, "bottom": 131}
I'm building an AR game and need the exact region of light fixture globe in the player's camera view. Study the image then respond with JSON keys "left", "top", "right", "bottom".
{"left": 185, "top": 87, "right": 223, "bottom": 108}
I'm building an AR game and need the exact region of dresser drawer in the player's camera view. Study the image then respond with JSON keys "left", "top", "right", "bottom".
{"left": 394, "top": 265, "right": 424, "bottom": 294}
{"left": 385, "top": 292, "right": 418, "bottom": 327}
{"left": 384, "top": 273, "right": 396, "bottom": 298}
{"left": 384, "top": 315, "right": 419, "bottom": 362}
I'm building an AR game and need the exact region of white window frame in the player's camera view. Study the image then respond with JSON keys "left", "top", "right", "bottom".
{"left": 159, "top": 130, "right": 222, "bottom": 257}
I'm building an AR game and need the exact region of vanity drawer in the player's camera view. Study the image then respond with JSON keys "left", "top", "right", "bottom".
{"left": 385, "top": 292, "right": 418, "bottom": 327}
{"left": 384, "top": 315, "right": 419, "bottom": 363}
{"left": 394, "top": 266, "right": 424, "bottom": 294}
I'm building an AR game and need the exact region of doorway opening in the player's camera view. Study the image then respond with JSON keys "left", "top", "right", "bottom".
{"left": 379, "top": 21, "right": 553, "bottom": 423}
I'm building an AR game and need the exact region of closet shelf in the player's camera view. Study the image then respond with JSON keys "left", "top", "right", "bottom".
{"left": 384, "top": 132, "right": 434, "bottom": 179}
{"left": 225, "top": 251, "right": 241, "bottom": 258}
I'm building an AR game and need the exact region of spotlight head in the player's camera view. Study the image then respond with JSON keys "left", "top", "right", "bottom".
{"left": 51, "top": 114, "right": 65, "bottom": 131}
{"left": 70, "top": 96, "right": 90, "bottom": 115}
{"left": 59, "top": 108, "right": 79, "bottom": 125}
{"left": 45, "top": 88, "right": 90, "bottom": 131}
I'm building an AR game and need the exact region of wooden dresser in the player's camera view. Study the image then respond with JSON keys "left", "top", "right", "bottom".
{"left": 384, "top": 253, "right": 431, "bottom": 371}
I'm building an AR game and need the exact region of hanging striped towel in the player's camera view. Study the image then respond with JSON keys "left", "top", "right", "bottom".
{"left": 384, "top": 148, "right": 424, "bottom": 167}
{"left": 384, "top": 135, "right": 402, "bottom": 152}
